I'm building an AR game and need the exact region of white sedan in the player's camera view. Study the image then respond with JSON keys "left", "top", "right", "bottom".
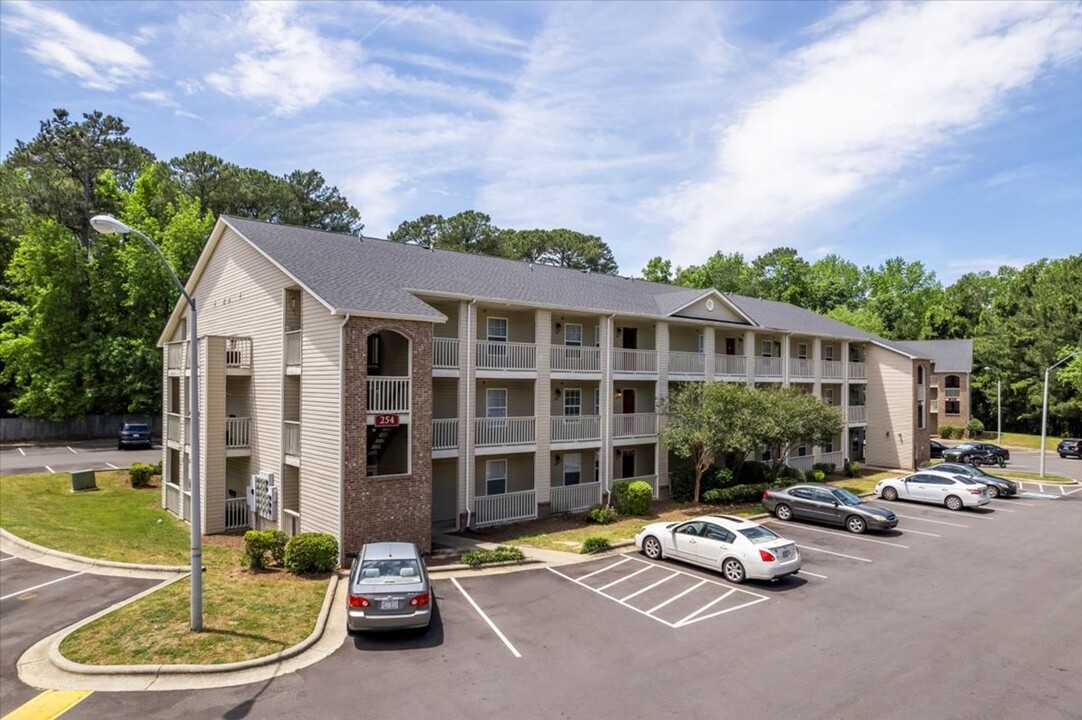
{"left": 875, "top": 470, "right": 990, "bottom": 511}
{"left": 635, "top": 514, "right": 801, "bottom": 584}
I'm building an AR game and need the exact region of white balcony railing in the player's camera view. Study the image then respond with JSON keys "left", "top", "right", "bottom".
{"left": 225, "top": 337, "right": 252, "bottom": 369}
{"left": 165, "top": 482, "right": 182, "bottom": 516}
{"left": 944, "top": 388, "right": 961, "bottom": 398}
{"left": 755, "top": 357, "right": 782, "bottom": 377}
{"left": 475, "top": 417, "right": 536, "bottom": 447}
{"left": 613, "top": 474, "right": 659, "bottom": 500}
{"left": 849, "top": 361, "right": 867, "bottom": 380}
{"left": 790, "top": 358, "right": 814, "bottom": 378}
{"left": 432, "top": 337, "right": 459, "bottom": 369}
{"left": 473, "top": 489, "right": 537, "bottom": 528}
{"left": 786, "top": 455, "right": 815, "bottom": 472}
{"left": 550, "top": 481, "right": 603, "bottom": 514}
{"left": 476, "top": 341, "right": 536, "bottom": 372}
{"left": 283, "top": 420, "right": 300, "bottom": 456}
{"left": 614, "top": 349, "right": 658, "bottom": 374}
{"left": 848, "top": 405, "right": 867, "bottom": 424}
{"left": 225, "top": 497, "right": 250, "bottom": 531}
{"left": 551, "top": 415, "right": 601, "bottom": 443}
{"left": 715, "top": 354, "right": 746, "bottom": 377}
{"left": 284, "top": 330, "right": 302, "bottom": 368}
{"left": 167, "top": 412, "right": 181, "bottom": 443}
{"left": 822, "top": 360, "right": 844, "bottom": 379}
{"left": 819, "top": 451, "right": 844, "bottom": 468}
{"left": 668, "top": 351, "right": 705, "bottom": 376}
{"left": 167, "top": 342, "right": 187, "bottom": 371}
{"left": 225, "top": 416, "right": 251, "bottom": 448}
{"left": 613, "top": 413, "right": 658, "bottom": 439}
{"left": 367, "top": 376, "right": 410, "bottom": 413}
{"left": 551, "top": 345, "right": 600, "bottom": 373}
{"left": 432, "top": 418, "right": 458, "bottom": 450}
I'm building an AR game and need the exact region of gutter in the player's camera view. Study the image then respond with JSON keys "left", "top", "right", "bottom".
{"left": 464, "top": 300, "right": 476, "bottom": 530}
{"left": 338, "top": 313, "right": 350, "bottom": 563}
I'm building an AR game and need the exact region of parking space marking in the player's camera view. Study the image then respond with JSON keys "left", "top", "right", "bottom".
{"left": 577, "top": 557, "right": 631, "bottom": 581}
{"left": 645, "top": 580, "right": 707, "bottom": 615}
{"left": 1064, "top": 486, "right": 1082, "bottom": 496}
{"left": 17, "top": 447, "right": 25, "bottom": 456}
{"left": 450, "top": 578, "right": 521, "bottom": 658}
{"left": 882, "top": 501, "right": 995, "bottom": 519}
{"left": 795, "top": 544, "right": 872, "bottom": 562}
{"left": 768, "top": 523, "right": 909, "bottom": 549}
{"left": 66, "top": 446, "right": 78, "bottom": 454}
{"left": 1020, "top": 491, "right": 1063, "bottom": 500}
{"left": 899, "top": 528, "right": 941, "bottom": 537}
{"left": 991, "top": 506, "right": 1016, "bottom": 512}
{"left": 619, "top": 571, "right": 679, "bottom": 602}
{"left": 0, "top": 556, "right": 19, "bottom": 562}
{"left": 2, "top": 689, "right": 93, "bottom": 720}
{"left": 45, "top": 465, "right": 54, "bottom": 473}
{"left": 892, "top": 513, "right": 968, "bottom": 528}
{"left": 106, "top": 463, "right": 120, "bottom": 470}
{"left": 1005, "top": 500, "right": 1036, "bottom": 506}
{"left": 0, "top": 571, "right": 86, "bottom": 601}
{"left": 675, "top": 588, "right": 735, "bottom": 625}
{"left": 800, "top": 570, "right": 828, "bottom": 579}
{"left": 678, "top": 595, "right": 770, "bottom": 628}
{"left": 596, "top": 565, "right": 652, "bottom": 592}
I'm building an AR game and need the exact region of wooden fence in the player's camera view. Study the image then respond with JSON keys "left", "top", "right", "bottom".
{"left": 0, "top": 415, "right": 162, "bottom": 443}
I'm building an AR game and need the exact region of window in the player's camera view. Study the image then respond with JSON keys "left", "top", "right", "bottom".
{"left": 824, "top": 439, "right": 835, "bottom": 453}
{"left": 761, "top": 340, "right": 772, "bottom": 358}
{"left": 593, "top": 388, "right": 600, "bottom": 416}
{"left": 825, "top": 388, "right": 835, "bottom": 405}
{"left": 761, "top": 448, "right": 772, "bottom": 461}
{"left": 565, "top": 323, "right": 582, "bottom": 347}
{"left": 797, "top": 445, "right": 808, "bottom": 457}
{"left": 945, "top": 399, "right": 960, "bottom": 415}
{"left": 697, "top": 333, "right": 705, "bottom": 353}
{"left": 813, "top": 490, "right": 835, "bottom": 504}
{"left": 798, "top": 343, "right": 808, "bottom": 359}
{"left": 825, "top": 345, "right": 835, "bottom": 361}
{"left": 918, "top": 365, "right": 925, "bottom": 384}
{"left": 594, "top": 452, "right": 600, "bottom": 482}
{"left": 564, "top": 453, "right": 581, "bottom": 486}
{"left": 594, "top": 325, "right": 600, "bottom": 347}
{"left": 790, "top": 487, "right": 814, "bottom": 500}
{"left": 945, "top": 374, "right": 961, "bottom": 389}
{"left": 703, "top": 524, "right": 735, "bottom": 543}
{"left": 564, "top": 388, "right": 582, "bottom": 416}
{"left": 487, "top": 317, "right": 508, "bottom": 342}
{"left": 676, "top": 522, "right": 703, "bottom": 536}
{"left": 917, "top": 401, "right": 925, "bottom": 428}
{"left": 367, "top": 334, "right": 381, "bottom": 371}
{"left": 485, "top": 460, "right": 507, "bottom": 495}
{"left": 486, "top": 388, "right": 507, "bottom": 418}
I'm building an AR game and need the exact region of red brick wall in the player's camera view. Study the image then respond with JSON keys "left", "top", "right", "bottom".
{"left": 342, "top": 318, "right": 433, "bottom": 554}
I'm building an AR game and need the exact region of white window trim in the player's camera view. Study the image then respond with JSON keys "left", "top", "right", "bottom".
{"left": 797, "top": 343, "right": 808, "bottom": 360}
{"left": 564, "top": 388, "right": 582, "bottom": 416}
{"left": 697, "top": 333, "right": 705, "bottom": 354}
{"left": 486, "top": 388, "right": 507, "bottom": 418}
{"left": 563, "top": 453, "right": 582, "bottom": 486}
{"left": 593, "top": 388, "right": 600, "bottom": 416}
{"left": 485, "top": 459, "right": 507, "bottom": 495}
{"left": 825, "top": 345, "right": 835, "bottom": 361}
{"left": 487, "top": 317, "right": 508, "bottom": 342}
{"left": 564, "top": 323, "right": 583, "bottom": 347}
{"left": 825, "top": 388, "right": 835, "bottom": 405}
{"left": 594, "top": 325, "right": 600, "bottom": 347}
{"left": 761, "top": 340, "right": 772, "bottom": 358}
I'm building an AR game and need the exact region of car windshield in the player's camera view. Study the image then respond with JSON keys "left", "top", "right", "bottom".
{"left": 738, "top": 526, "right": 780, "bottom": 544}
{"left": 356, "top": 558, "right": 422, "bottom": 584}
{"left": 964, "top": 465, "right": 989, "bottom": 477}
{"left": 954, "top": 443, "right": 974, "bottom": 450}
{"left": 125, "top": 424, "right": 149, "bottom": 431}
{"left": 830, "top": 488, "right": 862, "bottom": 506}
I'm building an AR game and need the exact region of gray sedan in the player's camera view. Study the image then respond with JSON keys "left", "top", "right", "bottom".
{"left": 762, "top": 483, "right": 899, "bottom": 534}
{"left": 346, "top": 542, "right": 433, "bottom": 633}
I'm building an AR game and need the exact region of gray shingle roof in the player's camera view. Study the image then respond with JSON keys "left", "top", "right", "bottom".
{"left": 895, "top": 339, "right": 974, "bottom": 373}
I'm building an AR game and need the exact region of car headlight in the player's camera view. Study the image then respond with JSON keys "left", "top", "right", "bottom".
{"left": 870, "top": 514, "right": 887, "bottom": 521}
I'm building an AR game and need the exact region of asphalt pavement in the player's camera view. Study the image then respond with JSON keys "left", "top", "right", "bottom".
{"left": 0, "top": 440, "right": 161, "bottom": 475}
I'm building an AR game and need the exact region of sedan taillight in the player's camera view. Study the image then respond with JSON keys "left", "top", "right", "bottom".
{"left": 409, "top": 593, "right": 430, "bottom": 607}
{"left": 759, "top": 549, "right": 776, "bottom": 562}
{"left": 348, "top": 595, "right": 370, "bottom": 608}
{"left": 968, "top": 488, "right": 982, "bottom": 495}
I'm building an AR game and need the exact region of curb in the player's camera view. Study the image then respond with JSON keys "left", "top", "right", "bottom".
{"left": 1, "top": 528, "right": 189, "bottom": 573}
{"left": 428, "top": 558, "right": 544, "bottom": 574}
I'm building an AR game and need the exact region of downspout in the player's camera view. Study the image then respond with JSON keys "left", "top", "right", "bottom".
{"left": 465, "top": 300, "right": 476, "bottom": 529}
{"left": 338, "top": 313, "right": 350, "bottom": 563}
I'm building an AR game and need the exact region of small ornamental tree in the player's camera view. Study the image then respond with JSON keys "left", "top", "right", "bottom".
{"left": 752, "top": 387, "right": 845, "bottom": 478}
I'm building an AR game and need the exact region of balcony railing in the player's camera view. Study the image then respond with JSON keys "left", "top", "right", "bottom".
{"left": 551, "top": 415, "right": 601, "bottom": 443}
{"left": 283, "top": 420, "right": 300, "bottom": 456}
{"left": 613, "top": 413, "right": 658, "bottom": 439}
{"left": 669, "top": 351, "right": 705, "bottom": 376}
{"left": 476, "top": 341, "right": 536, "bottom": 372}
{"left": 432, "top": 337, "right": 459, "bottom": 370}
{"left": 819, "top": 451, "right": 844, "bottom": 468}
{"left": 433, "top": 418, "right": 458, "bottom": 450}
{"left": 614, "top": 349, "right": 658, "bottom": 375}
{"left": 849, "top": 361, "right": 867, "bottom": 380}
{"left": 944, "top": 388, "right": 961, "bottom": 398}
{"left": 786, "top": 455, "right": 815, "bottom": 472}
{"left": 284, "top": 330, "right": 302, "bottom": 369}
{"left": 790, "top": 358, "right": 814, "bottom": 378}
{"left": 225, "top": 416, "right": 251, "bottom": 448}
{"left": 473, "top": 489, "right": 537, "bottom": 528}
{"left": 367, "top": 376, "right": 410, "bottom": 413}
{"left": 225, "top": 337, "right": 252, "bottom": 369}
{"left": 822, "top": 360, "right": 844, "bottom": 379}
{"left": 475, "top": 417, "right": 536, "bottom": 447}
{"left": 167, "top": 412, "right": 182, "bottom": 443}
{"left": 225, "top": 497, "right": 250, "bottom": 531}
{"left": 848, "top": 405, "right": 867, "bottom": 424}
{"left": 755, "top": 357, "right": 782, "bottom": 377}
{"left": 715, "top": 354, "right": 746, "bottom": 377}
{"left": 167, "top": 342, "right": 187, "bottom": 371}
{"left": 614, "top": 474, "right": 659, "bottom": 500}
{"left": 550, "top": 481, "right": 602, "bottom": 514}
{"left": 551, "top": 345, "right": 600, "bottom": 373}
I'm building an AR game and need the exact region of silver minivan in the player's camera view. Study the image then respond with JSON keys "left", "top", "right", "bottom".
{"left": 346, "top": 542, "right": 433, "bottom": 633}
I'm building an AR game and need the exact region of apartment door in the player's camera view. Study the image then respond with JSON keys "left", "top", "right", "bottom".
{"left": 622, "top": 449, "right": 636, "bottom": 479}
{"left": 622, "top": 328, "right": 638, "bottom": 350}
{"left": 725, "top": 338, "right": 736, "bottom": 355}
{"left": 622, "top": 389, "right": 635, "bottom": 414}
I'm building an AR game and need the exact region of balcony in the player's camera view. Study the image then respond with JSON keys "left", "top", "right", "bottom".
{"left": 225, "top": 497, "right": 249, "bottom": 531}
{"left": 848, "top": 405, "right": 867, "bottom": 424}
{"left": 225, "top": 416, "right": 251, "bottom": 455}
{"left": 790, "top": 358, "right": 814, "bottom": 379}
{"left": 476, "top": 341, "right": 536, "bottom": 373}
{"left": 283, "top": 420, "right": 300, "bottom": 460}
{"left": 475, "top": 417, "right": 536, "bottom": 448}
{"left": 755, "top": 357, "right": 782, "bottom": 378}
{"left": 433, "top": 418, "right": 458, "bottom": 451}
{"left": 822, "top": 360, "right": 844, "bottom": 380}
{"left": 433, "top": 337, "right": 459, "bottom": 371}
{"left": 848, "top": 361, "right": 867, "bottom": 380}
{"left": 550, "top": 481, "right": 603, "bottom": 513}
{"left": 614, "top": 349, "right": 658, "bottom": 375}
{"left": 166, "top": 412, "right": 182, "bottom": 445}
{"left": 367, "top": 377, "right": 410, "bottom": 413}
{"left": 551, "top": 346, "right": 600, "bottom": 374}
{"left": 668, "top": 351, "right": 705, "bottom": 378}
{"left": 614, "top": 474, "right": 659, "bottom": 500}
{"left": 786, "top": 454, "right": 815, "bottom": 472}
{"left": 819, "top": 451, "right": 844, "bottom": 468}
{"left": 225, "top": 337, "right": 252, "bottom": 372}
{"left": 166, "top": 342, "right": 187, "bottom": 374}
{"left": 284, "top": 330, "right": 301, "bottom": 374}
{"left": 551, "top": 415, "right": 601, "bottom": 444}
{"left": 473, "top": 489, "right": 537, "bottom": 528}
{"left": 613, "top": 413, "right": 658, "bottom": 439}
{"left": 715, "top": 354, "right": 746, "bottom": 378}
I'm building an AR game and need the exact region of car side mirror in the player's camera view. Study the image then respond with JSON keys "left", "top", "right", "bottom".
{"left": 832, "top": 501, "right": 839, "bottom": 507}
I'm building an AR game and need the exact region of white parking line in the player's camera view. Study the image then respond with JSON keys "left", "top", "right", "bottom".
{"left": 900, "top": 528, "right": 941, "bottom": 538}
{"left": 675, "top": 588, "right": 735, "bottom": 626}
{"left": 0, "top": 571, "right": 86, "bottom": 601}
{"left": 646, "top": 580, "right": 707, "bottom": 615}
{"left": 450, "top": 578, "right": 521, "bottom": 659}
{"left": 892, "top": 513, "right": 968, "bottom": 528}
{"left": 678, "top": 596, "right": 771, "bottom": 627}
{"left": 106, "top": 463, "right": 120, "bottom": 470}
{"left": 17, "top": 447, "right": 25, "bottom": 456}
{"left": 769, "top": 523, "right": 909, "bottom": 549}
{"left": 1064, "top": 487, "right": 1082, "bottom": 496}
{"left": 1006, "top": 501, "right": 1036, "bottom": 507}
{"left": 67, "top": 446, "right": 78, "bottom": 454}
{"left": 597, "top": 565, "right": 652, "bottom": 592}
{"left": 991, "top": 506, "right": 1016, "bottom": 513}
{"left": 577, "top": 557, "right": 631, "bottom": 581}
{"left": 0, "top": 556, "right": 19, "bottom": 563}
{"left": 799, "top": 570, "right": 828, "bottom": 579}
{"left": 619, "top": 571, "right": 679, "bottom": 602}
{"left": 45, "top": 465, "right": 54, "bottom": 473}
{"left": 795, "top": 544, "right": 872, "bottom": 562}
{"left": 884, "top": 502, "right": 994, "bottom": 520}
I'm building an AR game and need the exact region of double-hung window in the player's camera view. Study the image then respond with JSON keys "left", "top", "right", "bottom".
{"left": 564, "top": 453, "right": 581, "bottom": 486}
{"left": 485, "top": 317, "right": 508, "bottom": 366}
{"left": 485, "top": 459, "right": 507, "bottom": 495}
{"left": 564, "top": 323, "right": 582, "bottom": 347}
{"left": 593, "top": 388, "right": 600, "bottom": 416}
{"left": 564, "top": 388, "right": 582, "bottom": 417}
{"left": 761, "top": 340, "right": 772, "bottom": 358}
{"left": 825, "top": 345, "right": 835, "bottom": 361}
{"left": 798, "top": 343, "right": 808, "bottom": 360}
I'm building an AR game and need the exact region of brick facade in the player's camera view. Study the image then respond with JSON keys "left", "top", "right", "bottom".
{"left": 342, "top": 317, "right": 433, "bottom": 553}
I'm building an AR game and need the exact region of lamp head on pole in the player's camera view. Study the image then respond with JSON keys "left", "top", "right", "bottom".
{"left": 90, "top": 214, "right": 134, "bottom": 235}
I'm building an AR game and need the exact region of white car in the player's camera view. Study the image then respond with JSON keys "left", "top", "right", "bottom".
{"left": 875, "top": 470, "right": 990, "bottom": 511}
{"left": 634, "top": 514, "right": 801, "bottom": 584}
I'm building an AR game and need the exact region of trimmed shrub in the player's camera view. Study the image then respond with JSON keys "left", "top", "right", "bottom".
{"left": 668, "top": 464, "right": 696, "bottom": 502}
{"left": 805, "top": 469, "right": 826, "bottom": 483}
{"left": 128, "top": 462, "right": 154, "bottom": 488}
{"left": 243, "top": 529, "right": 289, "bottom": 571}
{"left": 779, "top": 465, "right": 804, "bottom": 483}
{"left": 813, "top": 462, "right": 836, "bottom": 477}
{"left": 844, "top": 460, "right": 861, "bottom": 478}
{"left": 624, "top": 480, "right": 654, "bottom": 516}
{"left": 581, "top": 536, "right": 612, "bottom": 554}
{"left": 702, "top": 480, "right": 787, "bottom": 505}
{"left": 966, "top": 418, "right": 985, "bottom": 439}
{"left": 461, "top": 545, "right": 525, "bottom": 568}
{"left": 714, "top": 468, "right": 734, "bottom": 487}
{"left": 284, "top": 532, "right": 338, "bottom": 574}
{"left": 150, "top": 460, "right": 163, "bottom": 476}
{"left": 736, "top": 460, "right": 773, "bottom": 485}
{"left": 586, "top": 505, "right": 618, "bottom": 524}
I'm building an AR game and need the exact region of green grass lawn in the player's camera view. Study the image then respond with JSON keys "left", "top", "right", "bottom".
{"left": 977, "top": 431, "right": 1068, "bottom": 451}
{"left": 1, "top": 471, "right": 329, "bottom": 665}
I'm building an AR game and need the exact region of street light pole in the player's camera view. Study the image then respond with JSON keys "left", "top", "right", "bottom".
{"left": 1040, "top": 351, "right": 1080, "bottom": 479}
{"left": 91, "top": 215, "right": 203, "bottom": 631}
{"left": 984, "top": 366, "right": 1002, "bottom": 445}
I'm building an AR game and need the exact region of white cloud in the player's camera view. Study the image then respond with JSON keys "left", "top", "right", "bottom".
{"left": 133, "top": 90, "right": 178, "bottom": 108}
{"left": 648, "top": 1, "right": 1082, "bottom": 266}
{"left": 354, "top": 2, "right": 529, "bottom": 55}
{"left": 3, "top": 0, "right": 151, "bottom": 90}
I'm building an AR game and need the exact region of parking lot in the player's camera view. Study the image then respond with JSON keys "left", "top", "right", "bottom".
{"left": 0, "top": 440, "right": 160, "bottom": 476}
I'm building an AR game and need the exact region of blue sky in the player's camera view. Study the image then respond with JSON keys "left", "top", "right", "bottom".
{"left": 2, "top": 0, "right": 1080, "bottom": 282}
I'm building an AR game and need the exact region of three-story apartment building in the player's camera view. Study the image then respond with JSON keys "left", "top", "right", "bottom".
{"left": 158, "top": 217, "right": 968, "bottom": 557}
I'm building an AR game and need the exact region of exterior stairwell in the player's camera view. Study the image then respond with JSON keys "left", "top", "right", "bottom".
{"left": 366, "top": 425, "right": 401, "bottom": 472}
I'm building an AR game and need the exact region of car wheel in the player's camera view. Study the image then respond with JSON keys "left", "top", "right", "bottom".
{"left": 642, "top": 536, "right": 663, "bottom": 560}
{"left": 963, "top": 455, "right": 975, "bottom": 466}
{"left": 117, "top": 443, "right": 123, "bottom": 450}
{"left": 986, "top": 485, "right": 1000, "bottom": 498}
{"left": 998, "top": 459, "right": 1006, "bottom": 468}
{"left": 882, "top": 487, "right": 899, "bottom": 501}
{"left": 1061, "top": 454, "right": 1068, "bottom": 459}
{"left": 845, "top": 515, "right": 867, "bottom": 534}
{"left": 722, "top": 558, "right": 746, "bottom": 584}
{"left": 774, "top": 504, "right": 793, "bottom": 521}
{"left": 945, "top": 495, "right": 964, "bottom": 511}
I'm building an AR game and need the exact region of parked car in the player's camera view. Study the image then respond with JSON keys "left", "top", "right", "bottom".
{"left": 117, "top": 422, "right": 152, "bottom": 450}
{"left": 762, "top": 483, "right": 898, "bottom": 534}
{"left": 942, "top": 442, "right": 1009, "bottom": 467}
{"left": 1057, "top": 438, "right": 1082, "bottom": 459}
{"left": 933, "top": 462, "right": 1018, "bottom": 498}
{"left": 635, "top": 514, "right": 800, "bottom": 584}
{"left": 930, "top": 439, "right": 947, "bottom": 459}
{"left": 876, "top": 470, "right": 990, "bottom": 510}
{"left": 346, "top": 542, "right": 432, "bottom": 633}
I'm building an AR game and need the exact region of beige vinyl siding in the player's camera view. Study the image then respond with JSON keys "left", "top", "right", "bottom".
{"left": 615, "top": 322, "right": 656, "bottom": 349}
{"left": 475, "top": 453, "right": 535, "bottom": 495}
{"left": 612, "top": 382, "right": 656, "bottom": 413}
{"left": 669, "top": 325, "right": 701, "bottom": 353}
{"left": 425, "top": 301, "right": 460, "bottom": 337}
{"left": 298, "top": 292, "right": 342, "bottom": 538}
{"left": 550, "top": 450, "right": 591, "bottom": 488}
{"left": 476, "top": 307, "right": 534, "bottom": 342}
{"left": 615, "top": 444, "right": 656, "bottom": 478}
{"left": 673, "top": 295, "right": 747, "bottom": 323}
{"left": 202, "top": 337, "right": 226, "bottom": 533}
{"left": 865, "top": 345, "right": 913, "bottom": 469}
{"left": 226, "top": 457, "right": 250, "bottom": 498}
{"left": 432, "top": 378, "right": 458, "bottom": 419}
{"left": 551, "top": 380, "right": 601, "bottom": 415}
{"left": 476, "top": 380, "right": 534, "bottom": 417}
{"left": 432, "top": 459, "right": 458, "bottom": 523}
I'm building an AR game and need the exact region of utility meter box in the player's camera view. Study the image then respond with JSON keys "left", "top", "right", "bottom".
{"left": 71, "top": 469, "right": 98, "bottom": 492}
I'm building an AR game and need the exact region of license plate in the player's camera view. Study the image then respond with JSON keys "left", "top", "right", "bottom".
{"left": 779, "top": 548, "right": 791, "bottom": 559}
{"left": 382, "top": 599, "right": 401, "bottom": 610}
